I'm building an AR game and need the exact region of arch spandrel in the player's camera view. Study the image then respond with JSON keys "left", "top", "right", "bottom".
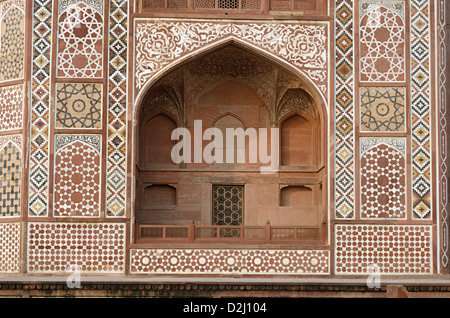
{"left": 133, "top": 19, "right": 330, "bottom": 114}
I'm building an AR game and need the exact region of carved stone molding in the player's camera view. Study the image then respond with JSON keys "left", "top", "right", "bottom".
{"left": 134, "top": 19, "right": 329, "bottom": 102}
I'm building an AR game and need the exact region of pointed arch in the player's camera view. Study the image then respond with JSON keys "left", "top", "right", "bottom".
{"left": 133, "top": 37, "right": 327, "bottom": 123}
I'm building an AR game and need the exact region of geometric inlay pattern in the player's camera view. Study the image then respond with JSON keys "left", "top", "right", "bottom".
{"left": 335, "top": 224, "right": 432, "bottom": 274}
{"left": 130, "top": 249, "right": 330, "bottom": 275}
{"left": 55, "top": 83, "right": 102, "bottom": 128}
{"left": 359, "top": 1, "right": 405, "bottom": 82}
{"left": 106, "top": 0, "right": 128, "bottom": 217}
{"left": 360, "top": 138, "right": 406, "bottom": 219}
{"left": 57, "top": 1, "right": 103, "bottom": 78}
{"left": 335, "top": 0, "right": 355, "bottom": 218}
{"left": 438, "top": 0, "right": 448, "bottom": 268}
{"left": 0, "top": 135, "right": 22, "bottom": 217}
{"left": 360, "top": 87, "right": 405, "bottom": 132}
{"left": 29, "top": 0, "right": 52, "bottom": 216}
{"left": 0, "top": 0, "right": 25, "bottom": 82}
{"left": 0, "top": 223, "right": 20, "bottom": 273}
{"left": 410, "top": 0, "right": 432, "bottom": 219}
{"left": 27, "top": 222, "right": 126, "bottom": 273}
{"left": 0, "top": 84, "right": 23, "bottom": 131}
{"left": 54, "top": 135, "right": 101, "bottom": 217}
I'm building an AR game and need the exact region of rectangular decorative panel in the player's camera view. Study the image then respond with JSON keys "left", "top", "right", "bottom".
{"left": 359, "top": 0, "right": 405, "bottom": 82}
{"left": 53, "top": 135, "right": 101, "bottom": 217}
{"left": 335, "top": 224, "right": 432, "bottom": 274}
{"left": 335, "top": 0, "right": 355, "bottom": 218}
{"left": 0, "top": 135, "right": 22, "bottom": 217}
{"left": 410, "top": 0, "right": 432, "bottom": 219}
{"left": 29, "top": 0, "right": 52, "bottom": 217}
{"left": 27, "top": 222, "right": 126, "bottom": 273}
{"left": 131, "top": 249, "right": 330, "bottom": 274}
{"left": 360, "top": 87, "right": 405, "bottom": 132}
{"left": 56, "top": 0, "right": 104, "bottom": 78}
{"left": 0, "top": 0, "right": 25, "bottom": 82}
{"left": 0, "top": 84, "right": 23, "bottom": 131}
{"left": 55, "top": 83, "right": 102, "bottom": 129}
{"left": 0, "top": 223, "right": 20, "bottom": 273}
{"left": 360, "top": 138, "right": 406, "bottom": 219}
{"left": 106, "top": 0, "right": 128, "bottom": 217}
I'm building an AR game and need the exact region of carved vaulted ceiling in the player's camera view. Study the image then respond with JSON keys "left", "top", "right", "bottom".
{"left": 140, "top": 45, "right": 318, "bottom": 126}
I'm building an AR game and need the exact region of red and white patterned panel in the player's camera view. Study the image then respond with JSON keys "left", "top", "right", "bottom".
{"left": 335, "top": 224, "right": 432, "bottom": 275}
{"left": 53, "top": 135, "right": 101, "bottom": 217}
{"left": 0, "top": 84, "right": 23, "bottom": 131}
{"left": 0, "top": 222, "right": 20, "bottom": 273}
{"left": 131, "top": 249, "right": 329, "bottom": 275}
{"left": 360, "top": 138, "right": 406, "bottom": 219}
{"left": 27, "top": 222, "right": 126, "bottom": 273}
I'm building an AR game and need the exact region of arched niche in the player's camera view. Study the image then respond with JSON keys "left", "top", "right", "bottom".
{"left": 280, "top": 114, "right": 316, "bottom": 167}
{"left": 138, "top": 113, "right": 178, "bottom": 169}
{"left": 143, "top": 184, "right": 177, "bottom": 208}
{"left": 133, "top": 43, "right": 328, "bottom": 245}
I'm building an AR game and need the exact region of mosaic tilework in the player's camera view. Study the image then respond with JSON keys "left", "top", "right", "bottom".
{"left": 29, "top": 0, "right": 53, "bottom": 217}
{"left": 335, "top": 224, "right": 432, "bottom": 274}
{"left": 438, "top": 0, "right": 448, "bottom": 268}
{"left": 410, "top": 0, "right": 431, "bottom": 219}
{"left": 55, "top": 83, "right": 102, "bottom": 129}
{"left": 57, "top": 1, "right": 104, "bottom": 78}
{"left": 0, "top": 0, "right": 25, "bottom": 82}
{"left": 360, "top": 138, "right": 406, "bottom": 219}
{"left": 360, "top": 87, "right": 405, "bottom": 132}
{"left": 131, "top": 249, "right": 330, "bottom": 274}
{"left": 359, "top": 1, "right": 405, "bottom": 82}
{"left": 0, "top": 84, "right": 23, "bottom": 131}
{"left": 0, "top": 223, "right": 20, "bottom": 273}
{"left": 134, "top": 20, "right": 328, "bottom": 99}
{"left": 106, "top": 0, "right": 128, "bottom": 217}
{"left": 335, "top": 0, "right": 355, "bottom": 218}
{"left": 54, "top": 135, "right": 101, "bottom": 217}
{"left": 27, "top": 222, "right": 126, "bottom": 273}
{"left": 0, "top": 135, "right": 22, "bottom": 217}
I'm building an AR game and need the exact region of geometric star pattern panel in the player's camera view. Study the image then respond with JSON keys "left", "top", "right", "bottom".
{"left": 106, "top": 0, "right": 128, "bottom": 217}
{"left": 57, "top": 0, "right": 103, "bottom": 78}
{"left": 0, "top": 223, "right": 20, "bottom": 273}
{"left": 360, "top": 87, "right": 405, "bottom": 132}
{"left": 359, "top": 0, "right": 405, "bottom": 82}
{"left": 0, "top": 84, "right": 23, "bottom": 131}
{"left": 335, "top": 224, "right": 432, "bottom": 274}
{"left": 360, "top": 138, "right": 406, "bottom": 219}
{"left": 335, "top": 0, "right": 355, "bottom": 218}
{"left": 0, "top": 0, "right": 25, "bottom": 82}
{"left": 55, "top": 83, "right": 102, "bottom": 129}
{"left": 53, "top": 135, "right": 101, "bottom": 217}
{"left": 27, "top": 222, "right": 126, "bottom": 273}
{"left": 410, "top": 0, "right": 432, "bottom": 219}
{"left": 0, "top": 135, "right": 21, "bottom": 218}
{"left": 29, "top": 0, "right": 52, "bottom": 217}
{"left": 130, "top": 249, "right": 330, "bottom": 275}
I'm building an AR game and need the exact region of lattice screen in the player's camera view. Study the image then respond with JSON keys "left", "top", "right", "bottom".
{"left": 212, "top": 185, "right": 243, "bottom": 226}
